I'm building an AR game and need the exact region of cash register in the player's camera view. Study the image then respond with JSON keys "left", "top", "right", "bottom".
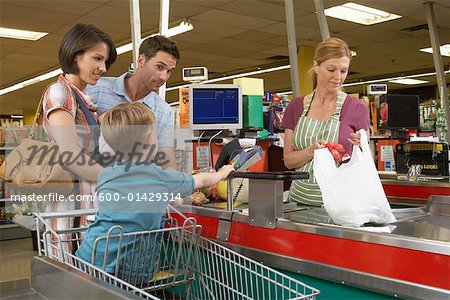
{"left": 395, "top": 141, "right": 449, "bottom": 180}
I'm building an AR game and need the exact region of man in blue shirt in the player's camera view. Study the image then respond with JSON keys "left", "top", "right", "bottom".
{"left": 87, "top": 35, "right": 180, "bottom": 169}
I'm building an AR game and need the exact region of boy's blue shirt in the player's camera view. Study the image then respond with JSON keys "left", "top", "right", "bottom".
{"left": 76, "top": 162, "right": 195, "bottom": 274}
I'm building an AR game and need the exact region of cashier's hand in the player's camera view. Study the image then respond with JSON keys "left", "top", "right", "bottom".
{"left": 348, "top": 132, "right": 362, "bottom": 146}
{"left": 309, "top": 139, "right": 326, "bottom": 158}
{"left": 217, "top": 165, "right": 235, "bottom": 180}
{"left": 349, "top": 130, "right": 370, "bottom": 146}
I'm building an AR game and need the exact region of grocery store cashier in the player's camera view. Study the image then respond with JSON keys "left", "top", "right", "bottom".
{"left": 282, "top": 38, "right": 370, "bottom": 206}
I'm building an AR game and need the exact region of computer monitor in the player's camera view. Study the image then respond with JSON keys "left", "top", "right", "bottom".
{"left": 386, "top": 94, "right": 420, "bottom": 130}
{"left": 189, "top": 84, "right": 243, "bottom": 131}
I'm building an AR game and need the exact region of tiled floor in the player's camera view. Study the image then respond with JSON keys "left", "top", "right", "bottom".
{"left": 0, "top": 237, "right": 36, "bottom": 282}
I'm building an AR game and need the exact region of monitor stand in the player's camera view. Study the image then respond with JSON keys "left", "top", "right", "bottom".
{"left": 239, "top": 131, "right": 258, "bottom": 138}
{"left": 393, "top": 129, "right": 408, "bottom": 140}
{"left": 193, "top": 129, "right": 229, "bottom": 140}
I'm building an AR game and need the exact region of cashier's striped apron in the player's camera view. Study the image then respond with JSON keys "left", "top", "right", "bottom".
{"left": 288, "top": 91, "right": 345, "bottom": 206}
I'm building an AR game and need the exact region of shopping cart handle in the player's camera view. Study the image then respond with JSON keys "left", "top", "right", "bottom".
{"left": 231, "top": 171, "right": 309, "bottom": 180}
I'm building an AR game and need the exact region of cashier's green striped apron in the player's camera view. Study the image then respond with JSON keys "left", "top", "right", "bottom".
{"left": 288, "top": 91, "right": 345, "bottom": 206}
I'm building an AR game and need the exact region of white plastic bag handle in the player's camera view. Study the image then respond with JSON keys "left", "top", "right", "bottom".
{"left": 358, "top": 129, "right": 370, "bottom": 154}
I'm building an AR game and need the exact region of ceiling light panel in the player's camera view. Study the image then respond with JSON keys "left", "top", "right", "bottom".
{"left": 388, "top": 78, "right": 429, "bottom": 85}
{"left": 0, "top": 27, "right": 48, "bottom": 41}
{"left": 420, "top": 44, "right": 450, "bottom": 57}
{"left": 324, "top": 2, "right": 402, "bottom": 25}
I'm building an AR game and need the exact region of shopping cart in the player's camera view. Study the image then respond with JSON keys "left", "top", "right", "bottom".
{"left": 34, "top": 206, "right": 320, "bottom": 299}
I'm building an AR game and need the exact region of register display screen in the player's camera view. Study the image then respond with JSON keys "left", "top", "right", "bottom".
{"left": 386, "top": 94, "right": 420, "bottom": 129}
{"left": 192, "top": 88, "right": 239, "bottom": 124}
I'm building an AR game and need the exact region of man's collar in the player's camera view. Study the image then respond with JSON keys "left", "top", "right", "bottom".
{"left": 112, "top": 72, "right": 131, "bottom": 97}
{"left": 112, "top": 72, "right": 157, "bottom": 110}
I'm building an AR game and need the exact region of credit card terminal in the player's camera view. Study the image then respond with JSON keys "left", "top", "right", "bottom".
{"left": 229, "top": 146, "right": 263, "bottom": 171}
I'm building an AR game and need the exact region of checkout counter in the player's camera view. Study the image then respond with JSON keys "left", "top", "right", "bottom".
{"left": 178, "top": 142, "right": 450, "bottom": 299}
{"left": 176, "top": 188, "right": 449, "bottom": 299}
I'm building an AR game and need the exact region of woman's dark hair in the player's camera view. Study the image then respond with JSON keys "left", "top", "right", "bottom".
{"left": 59, "top": 23, "right": 117, "bottom": 74}
{"left": 139, "top": 35, "right": 180, "bottom": 61}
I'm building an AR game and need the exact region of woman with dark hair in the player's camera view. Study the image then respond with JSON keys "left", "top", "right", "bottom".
{"left": 282, "top": 38, "right": 370, "bottom": 206}
{"left": 41, "top": 23, "right": 116, "bottom": 226}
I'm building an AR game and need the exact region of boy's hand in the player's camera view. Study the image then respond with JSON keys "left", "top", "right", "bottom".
{"left": 217, "top": 165, "right": 235, "bottom": 180}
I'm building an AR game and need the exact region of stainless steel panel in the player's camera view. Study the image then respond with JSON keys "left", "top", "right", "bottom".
{"left": 216, "top": 219, "right": 231, "bottom": 241}
{"left": 249, "top": 179, "right": 283, "bottom": 229}
{"left": 220, "top": 242, "right": 450, "bottom": 300}
{"left": 31, "top": 257, "right": 141, "bottom": 300}
{"left": 0, "top": 278, "right": 45, "bottom": 300}
{"left": 178, "top": 204, "right": 233, "bottom": 220}
{"left": 428, "top": 195, "right": 450, "bottom": 216}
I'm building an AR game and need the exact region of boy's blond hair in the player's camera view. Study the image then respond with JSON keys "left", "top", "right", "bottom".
{"left": 102, "top": 102, "right": 156, "bottom": 157}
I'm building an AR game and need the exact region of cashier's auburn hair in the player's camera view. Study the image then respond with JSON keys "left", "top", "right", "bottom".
{"left": 101, "top": 102, "right": 156, "bottom": 157}
{"left": 311, "top": 38, "right": 352, "bottom": 89}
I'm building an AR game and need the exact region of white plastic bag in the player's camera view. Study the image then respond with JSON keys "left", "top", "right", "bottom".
{"left": 313, "top": 129, "right": 396, "bottom": 227}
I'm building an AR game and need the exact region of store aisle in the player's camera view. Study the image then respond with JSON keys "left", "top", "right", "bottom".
{"left": 0, "top": 238, "right": 35, "bottom": 282}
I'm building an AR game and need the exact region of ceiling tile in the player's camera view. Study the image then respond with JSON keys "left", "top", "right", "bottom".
{"left": 257, "top": 22, "right": 286, "bottom": 35}
{"left": 185, "top": 43, "right": 245, "bottom": 58}
{"left": 231, "top": 30, "right": 276, "bottom": 42}
{"left": 86, "top": 5, "right": 134, "bottom": 21}
{"left": 294, "top": 26, "right": 321, "bottom": 40}
{"left": 219, "top": 0, "right": 286, "bottom": 22}
{"left": 332, "top": 33, "right": 375, "bottom": 48}
{"left": 180, "top": 50, "right": 232, "bottom": 62}
{"left": 186, "top": 21, "right": 248, "bottom": 37}
{"left": 344, "top": 27, "right": 409, "bottom": 43}
{"left": 174, "top": 0, "right": 235, "bottom": 9}
{"left": 173, "top": 31, "right": 223, "bottom": 44}
{"left": 0, "top": 17, "right": 62, "bottom": 33}
{"left": 192, "top": 9, "right": 278, "bottom": 30}
{"left": 265, "top": 35, "right": 290, "bottom": 47}
{"left": 260, "top": 46, "right": 289, "bottom": 57}
{"left": 1, "top": 0, "right": 101, "bottom": 15}
{"left": 169, "top": 1, "right": 211, "bottom": 18}
{"left": 207, "top": 38, "right": 272, "bottom": 52}
{"left": 0, "top": 3, "right": 81, "bottom": 25}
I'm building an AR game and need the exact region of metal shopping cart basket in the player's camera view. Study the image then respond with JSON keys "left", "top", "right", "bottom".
{"left": 34, "top": 206, "right": 320, "bottom": 299}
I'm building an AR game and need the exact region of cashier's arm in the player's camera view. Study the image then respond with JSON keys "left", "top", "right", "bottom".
{"left": 283, "top": 129, "right": 323, "bottom": 170}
